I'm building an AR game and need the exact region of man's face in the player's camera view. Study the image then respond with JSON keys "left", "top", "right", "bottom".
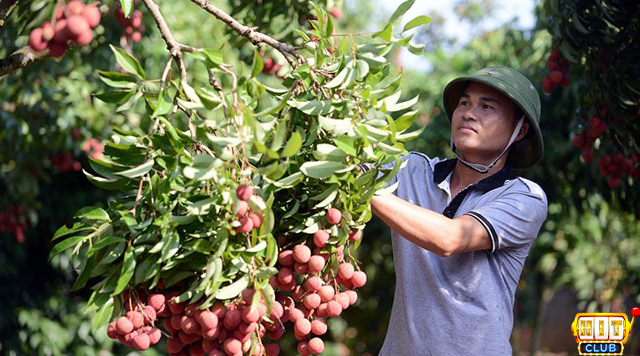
{"left": 451, "top": 82, "right": 526, "bottom": 164}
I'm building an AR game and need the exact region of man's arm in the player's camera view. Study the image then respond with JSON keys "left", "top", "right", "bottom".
{"left": 370, "top": 193, "right": 491, "bottom": 257}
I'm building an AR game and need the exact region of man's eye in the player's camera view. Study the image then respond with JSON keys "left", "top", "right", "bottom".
{"left": 460, "top": 101, "right": 469, "bottom": 106}
{"left": 484, "top": 105, "right": 493, "bottom": 109}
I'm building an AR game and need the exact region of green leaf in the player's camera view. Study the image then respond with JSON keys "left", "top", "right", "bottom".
{"left": 112, "top": 247, "right": 136, "bottom": 296}
{"left": 294, "top": 29, "right": 311, "bottom": 42}
{"left": 53, "top": 222, "right": 93, "bottom": 241}
{"left": 389, "top": 0, "right": 415, "bottom": 25}
{"left": 97, "top": 71, "right": 137, "bottom": 89}
{"left": 377, "top": 141, "right": 404, "bottom": 155}
{"left": 188, "top": 48, "right": 223, "bottom": 68}
{"left": 134, "top": 256, "right": 159, "bottom": 285}
{"left": 159, "top": 117, "right": 180, "bottom": 142}
{"left": 357, "top": 60, "right": 370, "bottom": 79}
{"left": 273, "top": 172, "right": 304, "bottom": 188}
{"left": 74, "top": 206, "right": 110, "bottom": 221}
{"left": 318, "top": 115, "right": 353, "bottom": 136}
{"left": 83, "top": 169, "right": 128, "bottom": 190}
{"left": 49, "top": 235, "right": 87, "bottom": 259}
{"left": 394, "top": 110, "right": 418, "bottom": 131}
{"left": 289, "top": 99, "right": 336, "bottom": 115}
{"left": 71, "top": 255, "right": 95, "bottom": 291}
{"left": 326, "top": 65, "right": 352, "bottom": 89}
{"left": 270, "top": 120, "right": 288, "bottom": 151}
{"left": 187, "top": 197, "right": 217, "bottom": 215}
{"left": 313, "top": 144, "right": 347, "bottom": 161}
{"left": 160, "top": 231, "right": 179, "bottom": 262}
{"left": 402, "top": 15, "right": 432, "bottom": 32}
{"left": 196, "top": 87, "right": 221, "bottom": 110}
{"left": 90, "top": 236, "right": 126, "bottom": 253}
{"left": 109, "top": 45, "right": 145, "bottom": 79}
{"left": 300, "top": 161, "right": 347, "bottom": 179}
{"left": 98, "top": 242, "right": 126, "bottom": 265}
{"left": 281, "top": 130, "right": 302, "bottom": 157}
{"left": 265, "top": 234, "right": 278, "bottom": 267}
{"left": 117, "top": 91, "right": 143, "bottom": 112}
{"left": 245, "top": 240, "right": 267, "bottom": 253}
{"left": 255, "top": 91, "right": 291, "bottom": 116}
{"left": 324, "top": 10, "right": 334, "bottom": 38}
{"left": 114, "top": 159, "right": 154, "bottom": 178}
{"left": 333, "top": 136, "right": 357, "bottom": 156}
{"left": 119, "top": 0, "right": 133, "bottom": 17}
{"left": 373, "top": 24, "right": 393, "bottom": 41}
{"left": 93, "top": 90, "right": 134, "bottom": 103}
{"left": 262, "top": 84, "right": 289, "bottom": 95}
{"left": 395, "top": 126, "right": 425, "bottom": 141}
{"left": 91, "top": 297, "right": 114, "bottom": 332}
{"left": 251, "top": 49, "right": 264, "bottom": 78}
{"left": 216, "top": 275, "right": 249, "bottom": 299}
{"left": 407, "top": 42, "right": 425, "bottom": 55}
{"left": 384, "top": 95, "right": 419, "bottom": 112}
{"left": 151, "top": 90, "right": 173, "bottom": 119}
{"left": 313, "top": 186, "right": 338, "bottom": 209}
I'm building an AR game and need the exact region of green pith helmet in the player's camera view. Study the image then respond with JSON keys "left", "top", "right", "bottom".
{"left": 442, "top": 65, "right": 543, "bottom": 169}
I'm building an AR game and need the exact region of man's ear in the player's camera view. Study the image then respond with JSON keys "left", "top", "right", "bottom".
{"left": 516, "top": 121, "right": 529, "bottom": 141}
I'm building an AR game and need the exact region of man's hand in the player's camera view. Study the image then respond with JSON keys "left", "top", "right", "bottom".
{"left": 370, "top": 193, "right": 492, "bottom": 257}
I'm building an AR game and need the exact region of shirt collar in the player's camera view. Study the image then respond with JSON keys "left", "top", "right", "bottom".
{"left": 433, "top": 158, "right": 516, "bottom": 192}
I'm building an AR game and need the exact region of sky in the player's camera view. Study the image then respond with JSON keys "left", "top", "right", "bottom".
{"left": 368, "top": 0, "right": 537, "bottom": 70}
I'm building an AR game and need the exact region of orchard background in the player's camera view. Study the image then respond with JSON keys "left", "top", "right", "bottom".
{"left": 1, "top": 0, "right": 639, "bottom": 355}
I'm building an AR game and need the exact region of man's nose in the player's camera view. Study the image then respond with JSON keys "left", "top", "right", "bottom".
{"left": 462, "top": 107, "right": 479, "bottom": 121}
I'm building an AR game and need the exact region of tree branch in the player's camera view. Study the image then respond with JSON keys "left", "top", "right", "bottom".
{"left": 0, "top": 47, "right": 48, "bottom": 77}
{"left": 189, "top": 0, "right": 305, "bottom": 67}
{"left": 0, "top": 0, "right": 19, "bottom": 28}
{"left": 141, "top": 0, "right": 200, "bottom": 105}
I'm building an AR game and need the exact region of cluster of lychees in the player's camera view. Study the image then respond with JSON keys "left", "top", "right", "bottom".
{"left": 572, "top": 115, "right": 608, "bottom": 163}
{"left": 107, "top": 286, "right": 282, "bottom": 355}
{"left": 81, "top": 137, "right": 104, "bottom": 160}
{"left": 107, "top": 291, "right": 163, "bottom": 350}
{"left": 232, "top": 185, "right": 263, "bottom": 234}
{"left": 267, "top": 207, "right": 365, "bottom": 355}
{"left": 542, "top": 49, "right": 570, "bottom": 93}
{"left": 28, "top": 1, "right": 101, "bottom": 57}
{"left": 50, "top": 152, "right": 82, "bottom": 173}
{"left": 115, "top": 7, "right": 144, "bottom": 43}
{"left": 597, "top": 153, "right": 639, "bottom": 188}
{"left": 0, "top": 205, "right": 28, "bottom": 243}
{"left": 262, "top": 56, "right": 281, "bottom": 76}
{"left": 107, "top": 192, "right": 367, "bottom": 355}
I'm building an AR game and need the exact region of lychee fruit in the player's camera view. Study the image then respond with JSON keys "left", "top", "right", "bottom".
{"left": 28, "top": 28, "right": 48, "bottom": 52}
{"left": 326, "top": 208, "right": 341, "bottom": 225}
{"left": 292, "top": 244, "right": 311, "bottom": 264}
{"left": 236, "top": 184, "right": 253, "bottom": 201}
{"left": 313, "top": 230, "right": 329, "bottom": 248}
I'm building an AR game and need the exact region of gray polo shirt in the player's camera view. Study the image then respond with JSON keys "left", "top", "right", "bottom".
{"left": 372, "top": 152, "right": 548, "bottom": 356}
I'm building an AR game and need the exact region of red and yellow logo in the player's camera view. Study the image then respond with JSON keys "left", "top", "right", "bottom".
{"left": 571, "top": 307, "right": 639, "bottom": 355}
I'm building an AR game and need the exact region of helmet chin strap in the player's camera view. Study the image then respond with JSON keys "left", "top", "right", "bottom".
{"left": 450, "top": 115, "right": 525, "bottom": 174}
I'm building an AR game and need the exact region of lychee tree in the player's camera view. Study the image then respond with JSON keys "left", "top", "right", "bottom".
{"left": 542, "top": 0, "right": 640, "bottom": 196}
{"left": 48, "top": 0, "right": 428, "bottom": 354}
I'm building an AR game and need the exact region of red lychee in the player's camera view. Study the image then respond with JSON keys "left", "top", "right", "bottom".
{"left": 326, "top": 208, "right": 342, "bottom": 225}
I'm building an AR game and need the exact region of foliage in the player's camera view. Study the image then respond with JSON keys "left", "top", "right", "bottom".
{"left": 41, "top": 0, "right": 428, "bottom": 353}
{"left": 543, "top": 0, "right": 640, "bottom": 202}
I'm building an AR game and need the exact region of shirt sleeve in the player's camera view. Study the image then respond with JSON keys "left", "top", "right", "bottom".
{"left": 465, "top": 181, "right": 548, "bottom": 253}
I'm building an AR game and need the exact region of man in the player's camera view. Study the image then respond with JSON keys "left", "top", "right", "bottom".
{"left": 366, "top": 66, "right": 548, "bottom": 355}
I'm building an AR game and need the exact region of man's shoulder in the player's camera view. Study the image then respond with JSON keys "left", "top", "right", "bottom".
{"left": 492, "top": 176, "right": 548, "bottom": 216}
{"left": 510, "top": 177, "right": 547, "bottom": 202}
